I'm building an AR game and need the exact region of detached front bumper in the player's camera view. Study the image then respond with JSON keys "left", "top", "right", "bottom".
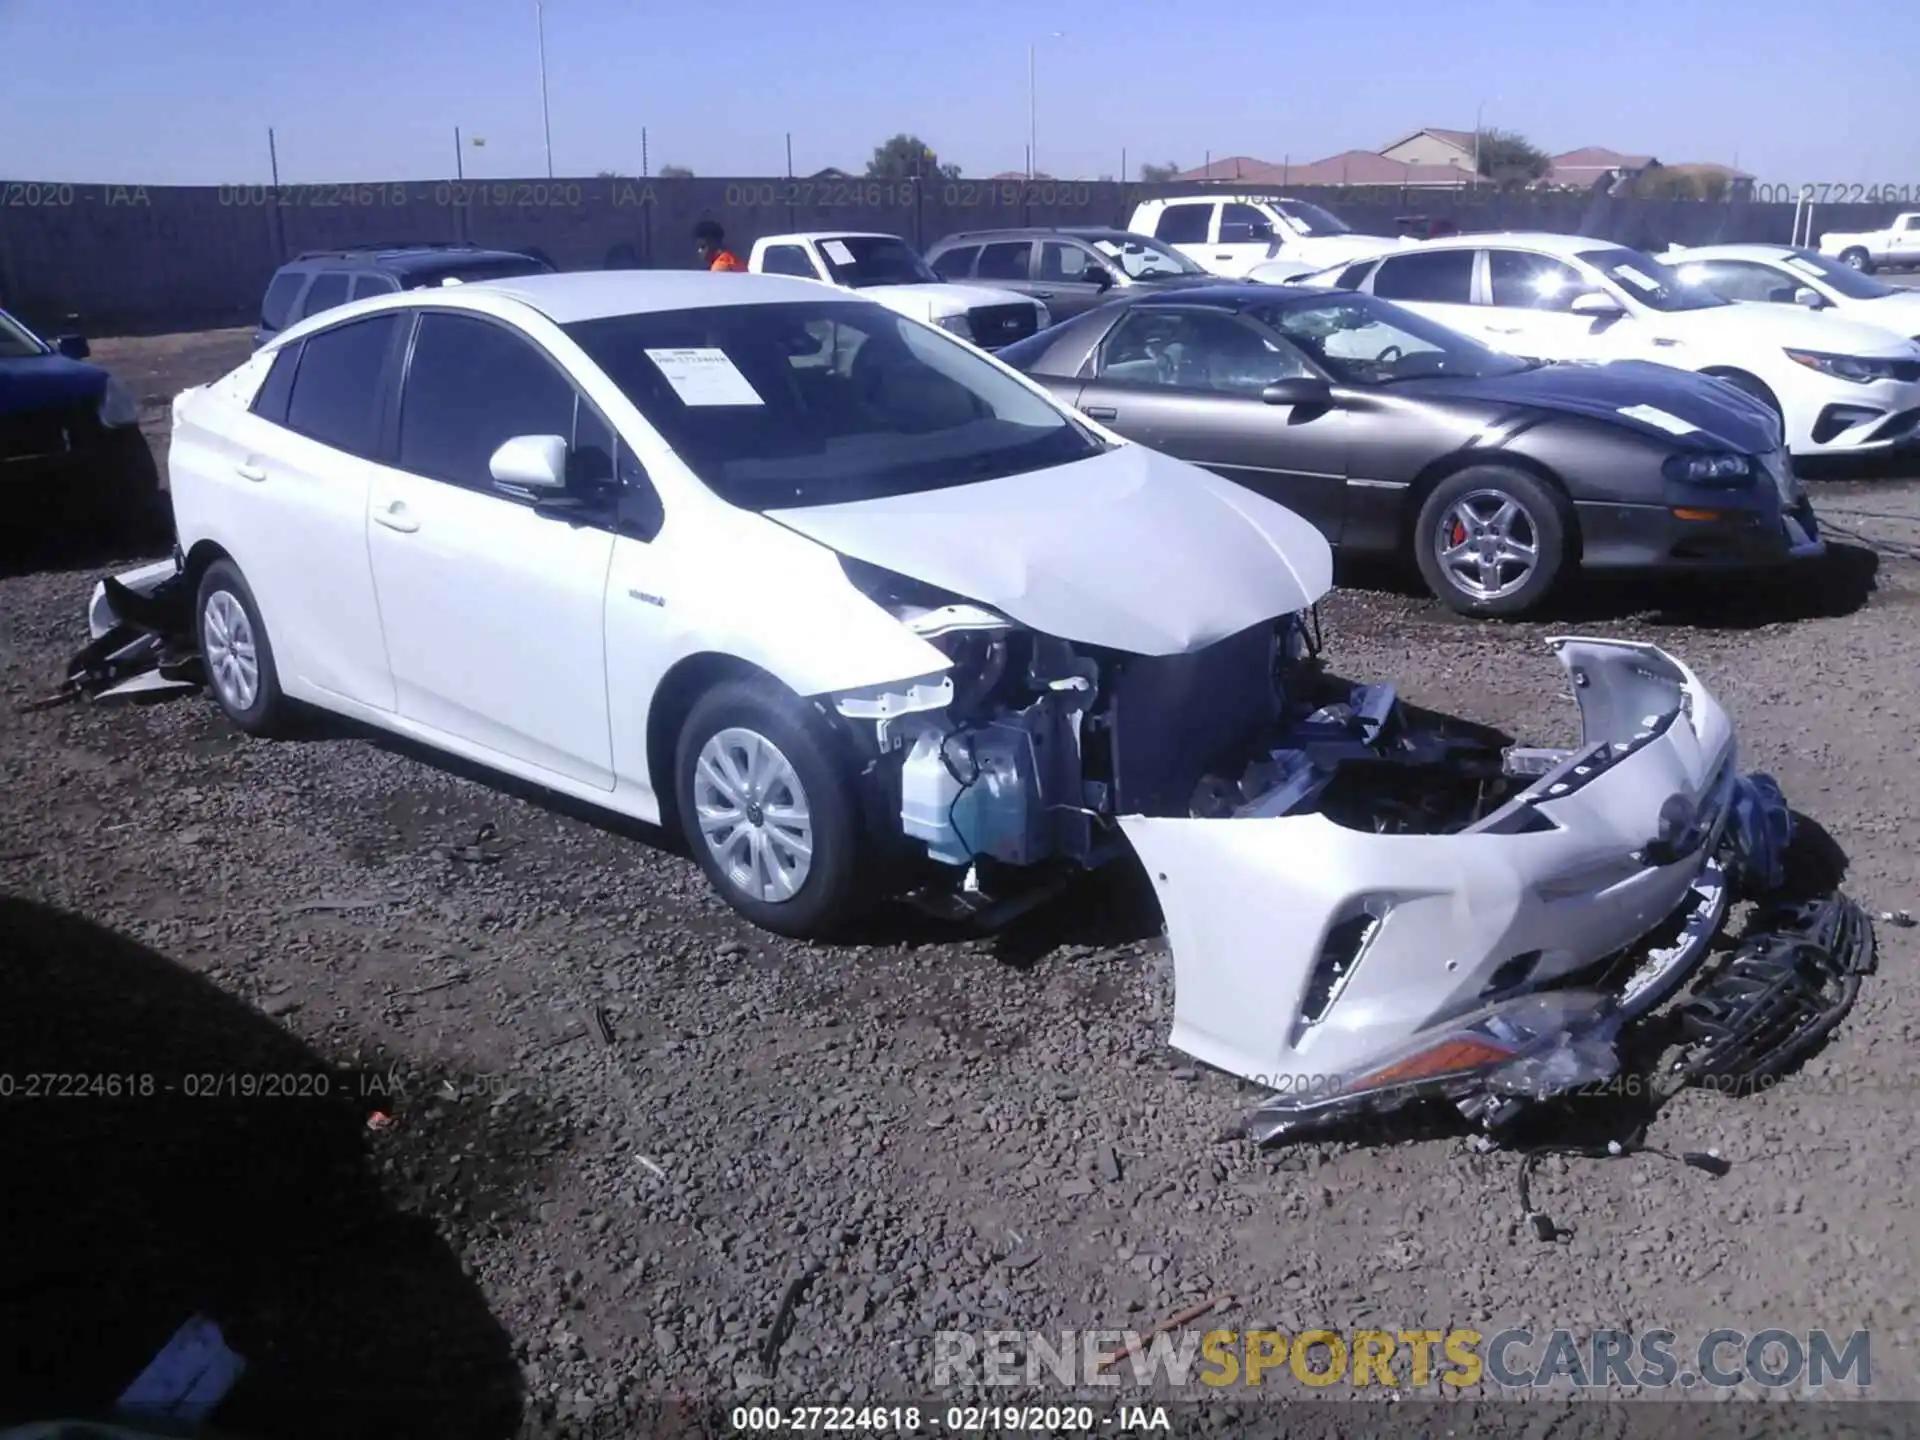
{"left": 1119, "top": 637, "right": 1757, "bottom": 1120}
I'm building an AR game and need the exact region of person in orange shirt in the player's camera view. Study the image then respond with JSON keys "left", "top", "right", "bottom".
{"left": 694, "top": 220, "right": 746, "bottom": 272}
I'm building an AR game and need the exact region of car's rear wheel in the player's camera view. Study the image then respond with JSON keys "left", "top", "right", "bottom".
{"left": 1414, "top": 467, "right": 1570, "bottom": 618}
{"left": 1838, "top": 247, "right": 1873, "bottom": 273}
{"left": 196, "top": 559, "right": 289, "bottom": 736}
{"left": 673, "top": 677, "right": 868, "bottom": 939}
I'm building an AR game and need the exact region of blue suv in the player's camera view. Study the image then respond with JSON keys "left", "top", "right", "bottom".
{"left": 253, "top": 243, "right": 557, "bottom": 349}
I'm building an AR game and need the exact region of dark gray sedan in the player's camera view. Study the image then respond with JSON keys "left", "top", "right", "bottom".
{"left": 995, "top": 285, "right": 1825, "bottom": 616}
{"left": 925, "top": 228, "right": 1225, "bottom": 322}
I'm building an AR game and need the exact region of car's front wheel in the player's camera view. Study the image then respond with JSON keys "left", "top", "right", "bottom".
{"left": 195, "top": 559, "right": 289, "bottom": 736}
{"left": 1839, "top": 247, "right": 1873, "bottom": 273}
{"left": 1414, "top": 467, "right": 1570, "bottom": 618}
{"left": 673, "top": 677, "right": 869, "bottom": 939}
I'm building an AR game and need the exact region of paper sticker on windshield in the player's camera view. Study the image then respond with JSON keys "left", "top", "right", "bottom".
{"left": 1613, "top": 264, "right": 1661, "bottom": 291}
{"left": 1784, "top": 255, "right": 1826, "bottom": 278}
{"left": 821, "top": 239, "right": 856, "bottom": 266}
{"left": 644, "top": 348, "right": 764, "bottom": 407}
{"left": 1618, "top": 403, "right": 1697, "bottom": 435}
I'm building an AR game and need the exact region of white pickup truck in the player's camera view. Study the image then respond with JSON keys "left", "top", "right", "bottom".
{"left": 1818, "top": 212, "right": 1920, "bottom": 273}
{"left": 1126, "top": 194, "right": 1412, "bottom": 281}
{"left": 746, "top": 232, "right": 1049, "bottom": 350}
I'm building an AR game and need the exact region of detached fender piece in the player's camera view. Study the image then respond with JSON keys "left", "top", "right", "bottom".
{"left": 66, "top": 557, "right": 199, "bottom": 702}
{"left": 1121, "top": 634, "right": 1739, "bottom": 1093}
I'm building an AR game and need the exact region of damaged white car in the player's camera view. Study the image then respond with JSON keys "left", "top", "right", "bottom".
{"left": 70, "top": 272, "right": 1872, "bottom": 1142}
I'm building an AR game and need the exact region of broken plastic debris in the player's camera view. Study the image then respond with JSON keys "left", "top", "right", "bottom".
{"left": 366, "top": 1111, "right": 394, "bottom": 1132}
{"left": 1881, "top": 910, "right": 1916, "bottom": 929}
{"left": 115, "top": 1314, "right": 245, "bottom": 1424}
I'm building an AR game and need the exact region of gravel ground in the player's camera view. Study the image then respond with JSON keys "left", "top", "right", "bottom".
{"left": 4, "top": 330, "right": 1920, "bottom": 1438}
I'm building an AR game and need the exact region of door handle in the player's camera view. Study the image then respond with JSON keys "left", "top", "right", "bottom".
{"left": 1215, "top": 253, "right": 1233, "bottom": 260}
{"left": 1484, "top": 326, "right": 1522, "bottom": 335}
{"left": 1081, "top": 405, "right": 1117, "bottom": 420}
{"left": 235, "top": 460, "right": 266, "bottom": 481}
{"left": 372, "top": 500, "right": 419, "bottom": 533}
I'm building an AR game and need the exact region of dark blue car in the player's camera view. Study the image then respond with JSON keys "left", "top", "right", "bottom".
{"left": 1, "top": 306, "right": 163, "bottom": 542}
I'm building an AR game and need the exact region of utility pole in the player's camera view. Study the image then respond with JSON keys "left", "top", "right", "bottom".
{"left": 267, "top": 127, "right": 281, "bottom": 187}
{"left": 454, "top": 126, "right": 464, "bottom": 180}
{"left": 1473, "top": 99, "right": 1485, "bottom": 182}
{"left": 537, "top": 1, "right": 554, "bottom": 178}
{"left": 786, "top": 132, "right": 794, "bottom": 178}
{"left": 642, "top": 127, "right": 649, "bottom": 177}
{"left": 1027, "top": 32, "right": 1062, "bottom": 180}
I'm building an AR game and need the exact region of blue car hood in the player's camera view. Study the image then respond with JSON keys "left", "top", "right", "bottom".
{"left": 0, "top": 353, "right": 110, "bottom": 417}
{"left": 1401, "top": 359, "right": 1778, "bottom": 453}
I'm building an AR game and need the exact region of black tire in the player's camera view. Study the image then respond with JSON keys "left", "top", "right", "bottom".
{"left": 673, "top": 676, "right": 869, "bottom": 939}
{"left": 1413, "top": 466, "right": 1570, "bottom": 618}
{"left": 194, "top": 559, "right": 289, "bottom": 736}
{"left": 1838, "top": 247, "right": 1872, "bottom": 273}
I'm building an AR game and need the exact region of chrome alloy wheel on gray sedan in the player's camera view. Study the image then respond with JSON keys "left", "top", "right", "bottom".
{"left": 691, "top": 726, "right": 815, "bottom": 903}
{"left": 202, "top": 588, "right": 260, "bottom": 713}
{"left": 1433, "top": 489, "right": 1541, "bottom": 603}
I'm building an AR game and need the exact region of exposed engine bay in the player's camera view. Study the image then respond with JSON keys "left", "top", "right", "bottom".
{"left": 832, "top": 556, "right": 1876, "bottom": 1147}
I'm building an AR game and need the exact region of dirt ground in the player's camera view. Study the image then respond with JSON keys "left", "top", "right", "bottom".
{"left": 4, "top": 330, "right": 1920, "bottom": 1438}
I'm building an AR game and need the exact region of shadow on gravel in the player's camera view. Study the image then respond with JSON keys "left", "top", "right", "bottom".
{"left": 0, "top": 895, "right": 523, "bottom": 1440}
{"left": 1340, "top": 541, "right": 1881, "bottom": 629}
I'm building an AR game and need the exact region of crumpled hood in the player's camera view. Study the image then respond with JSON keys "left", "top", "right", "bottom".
{"left": 1399, "top": 359, "right": 1780, "bottom": 453}
{"left": 862, "top": 282, "right": 1039, "bottom": 318}
{"left": 1662, "top": 299, "right": 1920, "bottom": 358}
{"left": 765, "top": 442, "right": 1333, "bottom": 655}
{"left": 0, "top": 353, "right": 109, "bottom": 416}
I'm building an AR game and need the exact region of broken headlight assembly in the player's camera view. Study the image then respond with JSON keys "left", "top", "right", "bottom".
{"left": 1245, "top": 990, "right": 1625, "bottom": 1145}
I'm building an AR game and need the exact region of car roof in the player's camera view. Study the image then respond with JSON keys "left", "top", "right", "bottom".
{"left": 259, "top": 271, "right": 852, "bottom": 351}
{"left": 1666, "top": 243, "right": 1801, "bottom": 263}
{"left": 1399, "top": 231, "right": 1623, "bottom": 258}
{"left": 760, "top": 231, "right": 902, "bottom": 243}
{"left": 934, "top": 226, "right": 1145, "bottom": 243}
{"left": 285, "top": 243, "right": 541, "bottom": 274}
{"left": 1123, "top": 282, "right": 1346, "bottom": 310}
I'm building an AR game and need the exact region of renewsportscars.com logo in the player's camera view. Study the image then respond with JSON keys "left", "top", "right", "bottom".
{"left": 933, "top": 1327, "right": 1872, "bottom": 1392}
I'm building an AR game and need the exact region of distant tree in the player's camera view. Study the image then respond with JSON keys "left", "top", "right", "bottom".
{"left": 658, "top": 164, "right": 695, "bottom": 179}
{"left": 1474, "top": 129, "right": 1551, "bottom": 189}
{"left": 596, "top": 169, "right": 623, "bottom": 178}
{"left": 1138, "top": 160, "right": 1181, "bottom": 183}
{"left": 1633, "top": 165, "right": 1730, "bottom": 202}
{"left": 866, "top": 134, "right": 960, "bottom": 181}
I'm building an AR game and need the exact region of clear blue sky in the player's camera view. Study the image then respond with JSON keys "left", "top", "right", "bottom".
{"left": 2, "top": 0, "right": 1916, "bottom": 186}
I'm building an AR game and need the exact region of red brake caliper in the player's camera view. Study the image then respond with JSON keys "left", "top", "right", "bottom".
{"left": 1450, "top": 520, "right": 1468, "bottom": 546}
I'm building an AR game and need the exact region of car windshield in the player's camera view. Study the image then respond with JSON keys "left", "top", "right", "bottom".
{"left": 564, "top": 299, "right": 1104, "bottom": 509}
{"left": 1576, "top": 247, "right": 1728, "bottom": 312}
{"left": 0, "top": 309, "right": 49, "bottom": 358}
{"left": 1272, "top": 201, "right": 1351, "bottom": 237}
{"left": 813, "top": 236, "right": 940, "bottom": 288}
{"left": 1089, "top": 235, "right": 1206, "bottom": 279}
{"left": 1778, "top": 249, "right": 1898, "bottom": 299}
{"left": 1248, "top": 293, "right": 1535, "bottom": 384}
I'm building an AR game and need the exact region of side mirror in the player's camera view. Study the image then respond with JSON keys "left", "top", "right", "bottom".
{"left": 1261, "top": 377, "right": 1334, "bottom": 408}
{"left": 1793, "top": 286, "right": 1825, "bottom": 309}
{"left": 1089, "top": 267, "right": 1114, "bottom": 291}
{"left": 488, "top": 434, "right": 569, "bottom": 491}
{"left": 54, "top": 334, "right": 91, "bottom": 360}
{"left": 1569, "top": 291, "right": 1623, "bottom": 317}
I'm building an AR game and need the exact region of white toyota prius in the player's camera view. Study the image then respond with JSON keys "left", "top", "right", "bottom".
{"left": 71, "top": 271, "right": 1856, "bottom": 1140}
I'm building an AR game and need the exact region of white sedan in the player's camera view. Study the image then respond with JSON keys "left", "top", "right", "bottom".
{"left": 1316, "top": 232, "right": 1920, "bottom": 460}
{"left": 67, "top": 271, "right": 1835, "bottom": 1133}
{"left": 1659, "top": 243, "right": 1920, "bottom": 342}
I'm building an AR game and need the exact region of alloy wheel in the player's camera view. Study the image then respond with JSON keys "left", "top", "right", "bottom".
{"left": 1434, "top": 489, "right": 1540, "bottom": 603}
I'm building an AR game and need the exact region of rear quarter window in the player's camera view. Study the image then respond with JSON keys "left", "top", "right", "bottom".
{"left": 282, "top": 313, "right": 400, "bottom": 459}
{"left": 299, "top": 271, "right": 352, "bottom": 319}
{"left": 260, "top": 271, "right": 306, "bottom": 331}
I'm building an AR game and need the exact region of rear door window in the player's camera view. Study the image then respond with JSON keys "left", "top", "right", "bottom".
{"left": 975, "top": 242, "right": 1033, "bottom": 281}
{"left": 1152, "top": 204, "right": 1212, "bottom": 245}
{"left": 1371, "top": 250, "right": 1475, "bottom": 303}
{"left": 930, "top": 245, "right": 979, "bottom": 279}
{"left": 282, "top": 313, "right": 400, "bottom": 458}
